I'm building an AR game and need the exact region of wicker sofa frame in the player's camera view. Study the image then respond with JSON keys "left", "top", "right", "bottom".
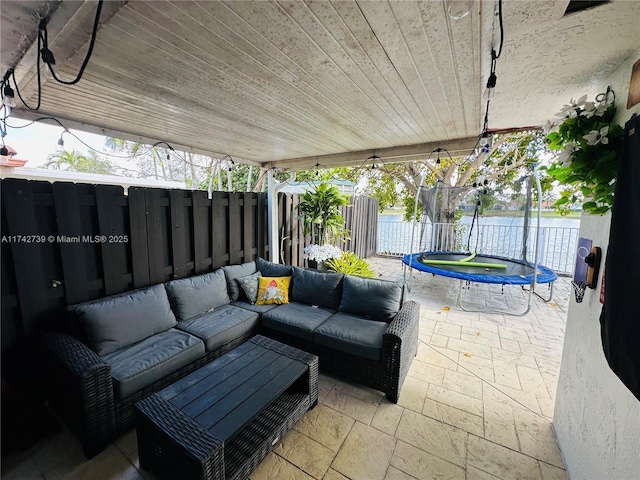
{"left": 259, "top": 300, "right": 419, "bottom": 403}
{"left": 41, "top": 331, "right": 255, "bottom": 458}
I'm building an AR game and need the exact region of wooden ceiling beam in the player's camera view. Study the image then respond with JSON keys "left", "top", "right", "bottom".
{"left": 269, "top": 136, "right": 480, "bottom": 171}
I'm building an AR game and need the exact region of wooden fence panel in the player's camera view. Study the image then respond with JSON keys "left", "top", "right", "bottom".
{"left": 169, "top": 190, "right": 187, "bottom": 279}
{"left": 228, "top": 193, "right": 242, "bottom": 265}
{"left": 128, "top": 187, "right": 150, "bottom": 288}
{"left": 1, "top": 178, "right": 374, "bottom": 355}
{"left": 277, "top": 193, "right": 378, "bottom": 267}
{"left": 1, "top": 179, "right": 51, "bottom": 338}
{"left": 257, "top": 193, "right": 267, "bottom": 260}
{"left": 290, "top": 194, "right": 302, "bottom": 267}
{"left": 242, "top": 194, "right": 253, "bottom": 262}
{"left": 192, "top": 190, "right": 210, "bottom": 273}
{"left": 211, "top": 192, "right": 228, "bottom": 269}
{"left": 145, "top": 189, "right": 169, "bottom": 284}
{"left": 51, "top": 183, "right": 92, "bottom": 305}
{"left": 95, "top": 185, "right": 130, "bottom": 295}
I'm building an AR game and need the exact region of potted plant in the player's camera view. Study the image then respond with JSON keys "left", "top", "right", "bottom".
{"left": 297, "top": 182, "right": 350, "bottom": 244}
{"left": 544, "top": 87, "right": 624, "bottom": 215}
{"left": 297, "top": 182, "right": 350, "bottom": 269}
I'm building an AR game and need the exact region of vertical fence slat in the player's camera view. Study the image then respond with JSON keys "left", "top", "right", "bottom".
{"left": 228, "top": 193, "right": 241, "bottom": 265}
{"left": 1, "top": 179, "right": 50, "bottom": 337}
{"left": 211, "top": 192, "right": 226, "bottom": 269}
{"left": 95, "top": 185, "right": 128, "bottom": 295}
{"left": 242, "top": 195, "right": 252, "bottom": 263}
{"left": 146, "top": 189, "right": 166, "bottom": 284}
{"left": 257, "top": 192, "right": 266, "bottom": 259}
{"left": 283, "top": 194, "right": 293, "bottom": 265}
{"left": 128, "top": 187, "right": 150, "bottom": 288}
{"left": 291, "top": 195, "right": 300, "bottom": 266}
{"left": 170, "top": 190, "right": 187, "bottom": 279}
{"left": 192, "top": 190, "right": 209, "bottom": 273}
{"left": 52, "top": 183, "right": 91, "bottom": 304}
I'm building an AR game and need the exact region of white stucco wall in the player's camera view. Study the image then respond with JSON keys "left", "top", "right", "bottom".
{"left": 554, "top": 213, "right": 640, "bottom": 479}
{"left": 553, "top": 49, "right": 640, "bottom": 479}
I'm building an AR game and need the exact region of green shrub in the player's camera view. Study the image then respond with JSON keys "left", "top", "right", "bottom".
{"left": 325, "top": 252, "right": 376, "bottom": 278}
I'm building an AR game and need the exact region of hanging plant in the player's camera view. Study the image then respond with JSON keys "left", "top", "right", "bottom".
{"left": 544, "top": 87, "right": 624, "bottom": 215}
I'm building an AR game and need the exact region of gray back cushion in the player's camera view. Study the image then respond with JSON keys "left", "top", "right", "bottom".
{"left": 222, "top": 261, "right": 257, "bottom": 301}
{"left": 165, "top": 269, "right": 230, "bottom": 320}
{"left": 338, "top": 275, "right": 403, "bottom": 322}
{"left": 292, "top": 267, "right": 343, "bottom": 310}
{"left": 256, "top": 257, "right": 293, "bottom": 277}
{"left": 75, "top": 284, "right": 177, "bottom": 356}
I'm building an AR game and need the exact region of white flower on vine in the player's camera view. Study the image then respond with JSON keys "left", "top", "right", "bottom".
{"left": 582, "top": 101, "right": 595, "bottom": 117}
{"left": 557, "top": 142, "right": 577, "bottom": 167}
{"left": 556, "top": 95, "right": 587, "bottom": 119}
{"left": 583, "top": 101, "right": 608, "bottom": 119}
{"left": 583, "top": 126, "right": 609, "bottom": 146}
{"left": 543, "top": 119, "right": 558, "bottom": 134}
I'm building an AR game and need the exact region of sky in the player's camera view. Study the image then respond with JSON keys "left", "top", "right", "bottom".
{"left": 3, "top": 117, "right": 109, "bottom": 168}
{"left": 4, "top": 117, "right": 105, "bottom": 168}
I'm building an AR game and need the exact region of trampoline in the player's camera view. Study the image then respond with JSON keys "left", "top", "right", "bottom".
{"left": 403, "top": 163, "right": 558, "bottom": 316}
{"left": 402, "top": 252, "right": 557, "bottom": 285}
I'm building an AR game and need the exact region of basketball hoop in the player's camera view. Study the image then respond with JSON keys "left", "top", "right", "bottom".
{"left": 571, "top": 281, "right": 587, "bottom": 303}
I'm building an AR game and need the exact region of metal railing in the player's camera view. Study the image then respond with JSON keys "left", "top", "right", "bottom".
{"left": 376, "top": 220, "right": 579, "bottom": 275}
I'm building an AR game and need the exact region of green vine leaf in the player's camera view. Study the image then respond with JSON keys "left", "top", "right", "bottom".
{"left": 544, "top": 89, "right": 622, "bottom": 215}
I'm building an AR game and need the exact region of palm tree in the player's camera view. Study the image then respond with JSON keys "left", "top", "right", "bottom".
{"left": 44, "top": 149, "right": 115, "bottom": 175}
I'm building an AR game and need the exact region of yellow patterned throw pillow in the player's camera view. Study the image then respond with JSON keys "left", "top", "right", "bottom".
{"left": 256, "top": 276, "right": 291, "bottom": 305}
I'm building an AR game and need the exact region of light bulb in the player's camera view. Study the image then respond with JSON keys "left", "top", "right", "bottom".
{"left": 483, "top": 87, "right": 494, "bottom": 101}
{"left": 2, "top": 96, "right": 16, "bottom": 109}
{"left": 447, "top": 0, "right": 471, "bottom": 20}
{"left": 2, "top": 85, "right": 16, "bottom": 108}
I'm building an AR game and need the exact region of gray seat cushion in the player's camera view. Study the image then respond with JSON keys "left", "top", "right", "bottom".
{"left": 232, "top": 300, "right": 278, "bottom": 314}
{"left": 261, "top": 302, "right": 335, "bottom": 341}
{"left": 338, "top": 275, "right": 403, "bottom": 322}
{"left": 292, "top": 267, "right": 343, "bottom": 309}
{"left": 314, "top": 313, "right": 388, "bottom": 361}
{"left": 75, "top": 284, "right": 177, "bottom": 356}
{"left": 175, "top": 305, "right": 259, "bottom": 352}
{"left": 165, "top": 269, "right": 230, "bottom": 320}
{"left": 102, "top": 329, "right": 204, "bottom": 399}
{"left": 222, "top": 261, "right": 257, "bottom": 301}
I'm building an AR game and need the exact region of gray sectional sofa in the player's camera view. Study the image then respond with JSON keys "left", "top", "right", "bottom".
{"left": 42, "top": 258, "right": 419, "bottom": 458}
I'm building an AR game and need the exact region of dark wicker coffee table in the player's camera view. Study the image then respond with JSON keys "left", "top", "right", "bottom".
{"left": 135, "top": 335, "right": 318, "bottom": 480}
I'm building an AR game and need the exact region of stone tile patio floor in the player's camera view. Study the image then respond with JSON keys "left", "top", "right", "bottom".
{"left": 2, "top": 255, "right": 572, "bottom": 480}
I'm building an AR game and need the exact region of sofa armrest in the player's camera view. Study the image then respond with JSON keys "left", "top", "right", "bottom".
{"left": 41, "top": 332, "right": 116, "bottom": 458}
{"left": 382, "top": 300, "right": 420, "bottom": 403}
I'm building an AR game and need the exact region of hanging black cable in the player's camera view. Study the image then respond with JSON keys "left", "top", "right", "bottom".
{"left": 40, "top": 0, "right": 103, "bottom": 85}
{"left": 494, "top": 0, "right": 504, "bottom": 59}
{"left": 466, "top": 188, "right": 482, "bottom": 253}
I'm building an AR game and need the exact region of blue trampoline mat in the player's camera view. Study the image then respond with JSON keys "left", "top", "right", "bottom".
{"left": 402, "top": 252, "right": 558, "bottom": 285}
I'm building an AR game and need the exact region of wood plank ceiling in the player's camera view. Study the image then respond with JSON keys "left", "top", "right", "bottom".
{"left": 2, "top": 1, "right": 639, "bottom": 170}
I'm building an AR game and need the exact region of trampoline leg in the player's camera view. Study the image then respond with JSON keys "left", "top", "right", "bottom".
{"left": 523, "top": 280, "right": 555, "bottom": 303}
{"left": 457, "top": 280, "right": 533, "bottom": 317}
